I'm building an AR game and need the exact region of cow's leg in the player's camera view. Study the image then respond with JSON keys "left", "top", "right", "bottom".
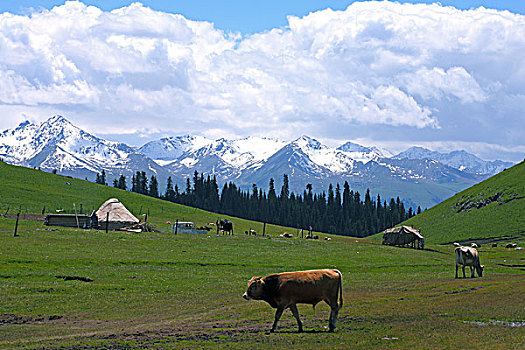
{"left": 455, "top": 264, "right": 459, "bottom": 279}
{"left": 470, "top": 266, "right": 475, "bottom": 278}
{"left": 270, "top": 308, "right": 284, "bottom": 333}
{"left": 327, "top": 301, "right": 340, "bottom": 332}
{"left": 462, "top": 265, "right": 466, "bottom": 278}
{"left": 289, "top": 304, "right": 303, "bottom": 332}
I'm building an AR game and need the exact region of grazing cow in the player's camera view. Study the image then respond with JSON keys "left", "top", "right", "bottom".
{"left": 280, "top": 232, "right": 293, "bottom": 238}
{"left": 506, "top": 243, "right": 517, "bottom": 248}
{"left": 455, "top": 244, "right": 484, "bottom": 278}
{"left": 216, "top": 219, "right": 233, "bottom": 235}
{"left": 243, "top": 269, "right": 343, "bottom": 333}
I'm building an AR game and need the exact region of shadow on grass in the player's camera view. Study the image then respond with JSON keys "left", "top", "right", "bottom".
{"left": 269, "top": 329, "right": 333, "bottom": 334}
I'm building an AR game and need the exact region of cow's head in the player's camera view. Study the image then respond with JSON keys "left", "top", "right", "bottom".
{"left": 477, "top": 265, "right": 484, "bottom": 277}
{"left": 243, "top": 276, "right": 264, "bottom": 300}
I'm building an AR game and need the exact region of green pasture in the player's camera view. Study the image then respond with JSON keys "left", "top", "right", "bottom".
{"left": 0, "top": 219, "right": 523, "bottom": 349}
{"left": 0, "top": 161, "right": 524, "bottom": 349}
{"left": 401, "top": 161, "right": 525, "bottom": 244}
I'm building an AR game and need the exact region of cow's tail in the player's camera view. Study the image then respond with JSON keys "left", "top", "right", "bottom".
{"left": 336, "top": 269, "right": 343, "bottom": 309}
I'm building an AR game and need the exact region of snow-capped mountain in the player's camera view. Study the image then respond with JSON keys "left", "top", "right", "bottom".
{"left": 394, "top": 147, "right": 513, "bottom": 175}
{"left": 138, "top": 135, "right": 213, "bottom": 165}
{"left": 0, "top": 116, "right": 168, "bottom": 181}
{"left": 0, "top": 116, "right": 511, "bottom": 208}
{"left": 337, "top": 141, "right": 392, "bottom": 163}
{"left": 141, "top": 136, "right": 287, "bottom": 169}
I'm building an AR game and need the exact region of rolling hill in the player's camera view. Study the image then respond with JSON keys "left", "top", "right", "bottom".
{"left": 1, "top": 159, "right": 524, "bottom": 349}
{"left": 0, "top": 160, "right": 294, "bottom": 236}
{"left": 400, "top": 160, "right": 525, "bottom": 244}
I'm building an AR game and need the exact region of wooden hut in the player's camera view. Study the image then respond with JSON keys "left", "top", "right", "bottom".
{"left": 44, "top": 212, "right": 97, "bottom": 229}
{"left": 95, "top": 198, "right": 139, "bottom": 231}
{"left": 382, "top": 225, "right": 424, "bottom": 249}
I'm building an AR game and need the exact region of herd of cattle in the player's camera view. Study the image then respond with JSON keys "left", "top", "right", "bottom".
{"left": 241, "top": 241, "right": 500, "bottom": 333}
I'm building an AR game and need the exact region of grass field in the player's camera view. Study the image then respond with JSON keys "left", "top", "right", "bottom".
{"left": 0, "top": 161, "right": 524, "bottom": 349}
{"left": 1, "top": 219, "right": 524, "bottom": 349}
{"left": 401, "top": 161, "right": 525, "bottom": 245}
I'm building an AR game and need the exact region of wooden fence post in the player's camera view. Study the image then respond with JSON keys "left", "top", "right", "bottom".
{"left": 73, "top": 203, "right": 80, "bottom": 229}
{"left": 174, "top": 219, "right": 178, "bottom": 234}
{"left": 105, "top": 212, "right": 109, "bottom": 233}
{"left": 14, "top": 212, "right": 20, "bottom": 237}
{"left": 263, "top": 222, "right": 266, "bottom": 237}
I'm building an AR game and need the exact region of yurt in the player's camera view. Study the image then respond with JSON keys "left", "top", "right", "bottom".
{"left": 95, "top": 198, "right": 139, "bottom": 231}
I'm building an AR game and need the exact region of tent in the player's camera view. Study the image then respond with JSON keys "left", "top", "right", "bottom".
{"left": 382, "top": 225, "right": 424, "bottom": 249}
{"left": 95, "top": 198, "right": 139, "bottom": 231}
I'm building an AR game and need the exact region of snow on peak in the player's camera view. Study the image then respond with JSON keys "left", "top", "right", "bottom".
{"left": 337, "top": 141, "right": 391, "bottom": 163}
{"left": 139, "top": 135, "right": 212, "bottom": 162}
{"left": 338, "top": 141, "right": 370, "bottom": 153}
{"left": 0, "top": 115, "right": 133, "bottom": 170}
{"left": 294, "top": 135, "right": 323, "bottom": 150}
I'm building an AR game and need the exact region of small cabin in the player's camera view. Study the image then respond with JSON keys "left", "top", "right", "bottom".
{"left": 44, "top": 212, "right": 98, "bottom": 229}
{"left": 382, "top": 225, "right": 424, "bottom": 249}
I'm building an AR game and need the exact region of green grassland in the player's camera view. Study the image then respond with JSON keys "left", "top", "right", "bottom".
{"left": 400, "top": 161, "right": 525, "bottom": 244}
{"left": 0, "top": 161, "right": 524, "bottom": 349}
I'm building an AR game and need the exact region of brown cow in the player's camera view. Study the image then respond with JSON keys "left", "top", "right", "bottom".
{"left": 242, "top": 269, "right": 343, "bottom": 333}
{"left": 455, "top": 244, "right": 484, "bottom": 278}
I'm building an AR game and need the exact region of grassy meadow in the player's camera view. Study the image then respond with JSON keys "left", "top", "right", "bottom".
{"left": 401, "top": 160, "right": 525, "bottom": 245}
{"left": 0, "top": 161, "right": 524, "bottom": 349}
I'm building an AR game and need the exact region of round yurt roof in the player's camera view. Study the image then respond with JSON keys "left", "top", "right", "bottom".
{"left": 95, "top": 198, "right": 139, "bottom": 223}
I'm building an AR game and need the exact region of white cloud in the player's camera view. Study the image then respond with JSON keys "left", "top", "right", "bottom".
{"left": 399, "top": 67, "right": 487, "bottom": 103}
{"left": 0, "top": 1, "right": 524, "bottom": 161}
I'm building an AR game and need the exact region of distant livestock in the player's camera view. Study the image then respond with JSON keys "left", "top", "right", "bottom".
{"left": 506, "top": 243, "right": 517, "bottom": 248}
{"left": 280, "top": 232, "right": 293, "bottom": 238}
{"left": 243, "top": 269, "right": 343, "bottom": 333}
{"left": 454, "top": 243, "right": 484, "bottom": 278}
{"left": 216, "top": 218, "right": 233, "bottom": 235}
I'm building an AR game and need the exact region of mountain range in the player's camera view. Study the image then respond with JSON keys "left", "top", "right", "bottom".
{"left": 0, "top": 116, "right": 514, "bottom": 209}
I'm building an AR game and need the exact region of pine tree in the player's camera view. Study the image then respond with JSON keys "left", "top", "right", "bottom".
{"left": 131, "top": 173, "right": 137, "bottom": 192}
{"left": 149, "top": 175, "right": 159, "bottom": 198}
{"left": 117, "top": 175, "right": 127, "bottom": 190}
{"left": 280, "top": 174, "right": 289, "bottom": 200}
{"left": 140, "top": 171, "right": 148, "bottom": 194}
{"left": 165, "top": 176, "right": 176, "bottom": 201}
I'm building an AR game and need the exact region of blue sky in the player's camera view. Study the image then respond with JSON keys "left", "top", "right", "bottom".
{"left": 0, "top": 1, "right": 524, "bottom": 162}
{"left": 3, "top": 0, "right": 525, "bottom": 33}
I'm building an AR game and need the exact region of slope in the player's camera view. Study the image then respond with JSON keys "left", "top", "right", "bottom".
{"left": 400, "top": 160, "right": 525, "bottom": 244}
{"left": 0, "top": 161, "right": 292, "bottom": 236}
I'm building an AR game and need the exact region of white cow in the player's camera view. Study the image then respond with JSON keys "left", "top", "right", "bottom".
{"left": 454, "top": 243, "right": 484, "bottom": 278}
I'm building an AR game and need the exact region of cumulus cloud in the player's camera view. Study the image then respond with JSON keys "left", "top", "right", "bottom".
{"left": 0, "top": 1, "right": 524, "bottom": 160}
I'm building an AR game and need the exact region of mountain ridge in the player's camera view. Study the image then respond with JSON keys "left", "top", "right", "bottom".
{"left": 0, "top": 116, "right": 511, "bottom": 208}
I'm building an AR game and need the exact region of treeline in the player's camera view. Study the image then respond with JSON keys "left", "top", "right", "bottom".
{"left": 97, "top": 170, "right": 418, "bottom": 237}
